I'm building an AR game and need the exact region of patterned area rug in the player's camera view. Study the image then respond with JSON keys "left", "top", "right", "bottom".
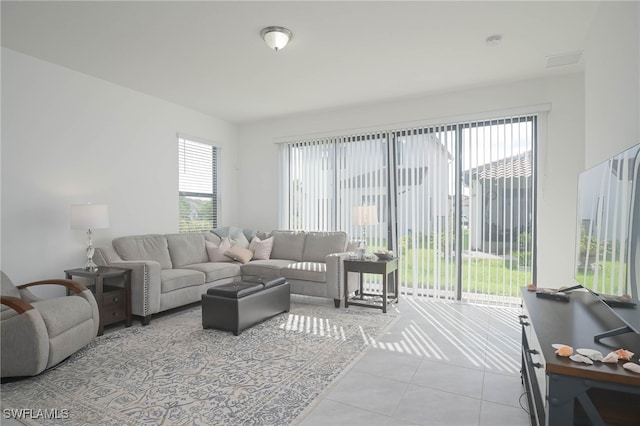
{"left": 1, "top": 302, "right": 396, "bottom": 425}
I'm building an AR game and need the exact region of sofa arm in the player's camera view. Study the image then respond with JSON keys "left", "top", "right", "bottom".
{"left": 93, "top": 248, "right": 161, "bottom": 318}
{"left": 325, "top": 252, "right": 359, "bottom": 304}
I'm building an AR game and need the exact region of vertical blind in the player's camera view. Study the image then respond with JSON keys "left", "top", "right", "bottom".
{"left": 178, "top": 137, "right": 218, "bottom": 232}
{"left": 280, "top": 133, "right": 390, "bottom": 244}
{"left": 280, "top": 114, "right": 537, "bottom": 306}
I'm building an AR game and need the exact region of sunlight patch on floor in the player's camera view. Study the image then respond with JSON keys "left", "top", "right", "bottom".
{"left": 360, "top": 296, "right": 522, "bottom": 373}
{"left": 280, "top": 314, "right": 347, "bottom": 341}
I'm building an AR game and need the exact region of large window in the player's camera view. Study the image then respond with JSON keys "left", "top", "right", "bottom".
{"left": 280, "top": 114, "right": 537, "bottom": 306}
{"left": 178, "top": 136, "right": 218, "bottom": 232}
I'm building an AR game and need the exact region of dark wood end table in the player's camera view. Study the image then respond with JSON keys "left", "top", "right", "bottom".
{"left": 64, "top": 266, "right": 132, "bottom": 335}
{"left": 344, "top": 258, "right": 399, "bottom": 313}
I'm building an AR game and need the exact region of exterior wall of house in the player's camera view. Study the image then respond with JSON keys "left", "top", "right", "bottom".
{"left": 470, "top": 176, "right": 531, "bottom": 253}
{"left": 1, "top": 48, "right": 238, "bottom": 295}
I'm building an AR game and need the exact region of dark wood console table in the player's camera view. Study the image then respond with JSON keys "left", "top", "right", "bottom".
{"left": 520, "top": 288, "right": 640, "bottom": 426}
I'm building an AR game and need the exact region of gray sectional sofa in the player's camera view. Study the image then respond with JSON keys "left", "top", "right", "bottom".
{"left": 94, "top": 228, "right": 356, "bottom": 325}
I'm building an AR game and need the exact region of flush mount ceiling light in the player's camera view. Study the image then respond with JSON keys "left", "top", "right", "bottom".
{"left": 261, "top": 26, "right": 292, "bottom": 51}
{"left": 485, "top": 34, "right": 503, "bottom": 47}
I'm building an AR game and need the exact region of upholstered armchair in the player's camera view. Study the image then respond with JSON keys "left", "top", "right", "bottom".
{"left": 0, "top": 271, "right": 99, "bottom": 378}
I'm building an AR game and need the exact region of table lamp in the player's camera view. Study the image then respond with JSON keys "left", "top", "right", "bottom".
{"left": 352, "top": 205, "right": 378, "bottom": 258}
{"left": 71, "top": 203, "right": 109, "bottom": 271}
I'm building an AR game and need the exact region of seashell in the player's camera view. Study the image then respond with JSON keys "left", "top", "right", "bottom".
{"left": 577, "top": 348, "right": 603, "bottom": 361}
{"left": 614, "top": 349, "right": 635, "bottom": 361}
{"left": 570, "top": 354, "right": 594, "bottom": 365}
{"left": 602, "top": 352, "right": 620, "bottom": 363}
{"left": 553, "top": 344, "right": 573, "bottom": 357}
{"left": 622, "top": 362, "right": 640, "bottom": 374}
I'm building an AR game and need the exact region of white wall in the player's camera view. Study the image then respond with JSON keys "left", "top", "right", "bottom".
{"left": 1, "top": 48, "right": 238, "bottom": 294}
{"left": 585, "top": 1, "right": 640, "bottom": 166}
{"left": 238, "top": 74, "right": 585, "bottom": 287}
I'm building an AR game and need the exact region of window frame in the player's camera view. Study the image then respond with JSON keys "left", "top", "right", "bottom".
{"left": 178, "top": 135, "right": 219, "bottom": 233}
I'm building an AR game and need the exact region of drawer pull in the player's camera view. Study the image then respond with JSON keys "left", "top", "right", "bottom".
{"left": 526, "top": 349, "right": 538, "bottom": 355}
{"left": 532, "top": 362, "right": 543, "bottom": 369}
{"left": 113, "top": 297, "right": 119, "bottom": 302}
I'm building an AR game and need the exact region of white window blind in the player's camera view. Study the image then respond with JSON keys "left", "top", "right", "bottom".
{"left": 279, "top": 113, "right": 537, "bottom": 306}
{"left": 178, "top": 137, "right": 218, "bottom": 232}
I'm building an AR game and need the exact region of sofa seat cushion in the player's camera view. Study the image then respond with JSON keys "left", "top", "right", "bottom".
{"left": 161, "top": 269, "right": 205, "bottom": 293}
{"left": 281, "top": 262, "right": 326, "bottom": 283}
{"left": 241, "top": 259, "right": 296, "bottom": 279}
{"left": 183, "top": 262, "right": 241, "bottom": 283}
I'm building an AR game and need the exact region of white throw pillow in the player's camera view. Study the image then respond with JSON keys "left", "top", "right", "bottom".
{"left": 206, "top": 237, "right": 234, "bottom": 262}
{"left": 249, "top": 236, "right": 274, "bottom": 260}
{"left": 224, "top": 245, "right": 254, "bottom": 264}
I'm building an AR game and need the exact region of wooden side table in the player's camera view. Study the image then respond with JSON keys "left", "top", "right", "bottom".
{"left": 344, "top": 258, "right": 399, "bottom": 313}
{"left": 64, "top": 266, "right": 132, "bottom": 335}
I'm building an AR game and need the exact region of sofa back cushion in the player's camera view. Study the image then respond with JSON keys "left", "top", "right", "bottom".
{"left": 270, "top": 230, "right": 306, "bottom": 261}
{"left": 165, "top": 233, "right": 208, "bottom": 268}
{"left": 303, "top": 232, "right": 348, "bottom": 262}
{"left": 112, "top": 234, "right": 173, "bottom": 270}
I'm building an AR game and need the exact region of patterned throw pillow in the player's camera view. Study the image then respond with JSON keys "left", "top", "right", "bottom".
{"left": 205, "top": 237, "right": 234, "bottom": 262}
{"left": 249, "top": 236, "right": 274, "bottom": 260}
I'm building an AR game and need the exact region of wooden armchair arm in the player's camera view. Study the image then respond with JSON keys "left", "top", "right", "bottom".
{"left": 0, "top": 295, "right": 34, "bottom": 314}
{"left": 17, "top": 279, "right": 88, "bottom": 294}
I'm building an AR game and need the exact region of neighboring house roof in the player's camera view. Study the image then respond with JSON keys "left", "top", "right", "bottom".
{"left": 464, "top": 151, "right": 532, "bottom": 183}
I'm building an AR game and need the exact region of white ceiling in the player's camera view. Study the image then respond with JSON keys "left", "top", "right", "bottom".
{"left": 1, "top": 1, "right": 599, "bottom": 124}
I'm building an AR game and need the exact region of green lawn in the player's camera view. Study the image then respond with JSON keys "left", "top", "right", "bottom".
{"left": 576, "top": 260, "right": 626, "bottom": 295}
{"left": 390, "top": 248, "right": 532, "bottom": 299}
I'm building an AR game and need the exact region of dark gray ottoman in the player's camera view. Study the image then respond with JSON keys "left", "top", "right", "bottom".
{"left": 202, "top": 278, "right": 290, "bottom": 335}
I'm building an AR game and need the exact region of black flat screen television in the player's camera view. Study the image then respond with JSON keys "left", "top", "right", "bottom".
{"left": 574, "top": 143, "right": 640, "bottom": 341}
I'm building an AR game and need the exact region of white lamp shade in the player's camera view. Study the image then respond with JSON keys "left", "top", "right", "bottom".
{"left": 71, "top": 203, "right": 109, "bottom": 230}
{"left": 261, "top": 26, "right": 292, "bottom": 51}
{"left": 353, "top": 205, "right": 379, "bottom": 226}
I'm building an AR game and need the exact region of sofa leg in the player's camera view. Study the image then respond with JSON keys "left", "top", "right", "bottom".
{"left": 141, "top": 315, "right": 152, "bottom": 326}
{"left": 334, "top": 299, "right": 341, "bottom": 308}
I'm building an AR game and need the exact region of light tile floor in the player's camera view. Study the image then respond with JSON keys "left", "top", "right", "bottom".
{"left": 296, "top": 296, "right": 532, "bottom": 426}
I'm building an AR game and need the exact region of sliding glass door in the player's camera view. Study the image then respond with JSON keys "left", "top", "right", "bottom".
{"left": 459, "top": 117, "right": 536, "bottom": 304}
{"left": 393, "top": 126, "right": 457, "bottom": 300}
{"left": 280, "top": 114, "right": 536, "bottom": 306}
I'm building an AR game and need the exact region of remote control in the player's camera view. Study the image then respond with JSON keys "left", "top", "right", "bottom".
{"left": 536, "top": 290, "right": 570, "bottom": 302}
